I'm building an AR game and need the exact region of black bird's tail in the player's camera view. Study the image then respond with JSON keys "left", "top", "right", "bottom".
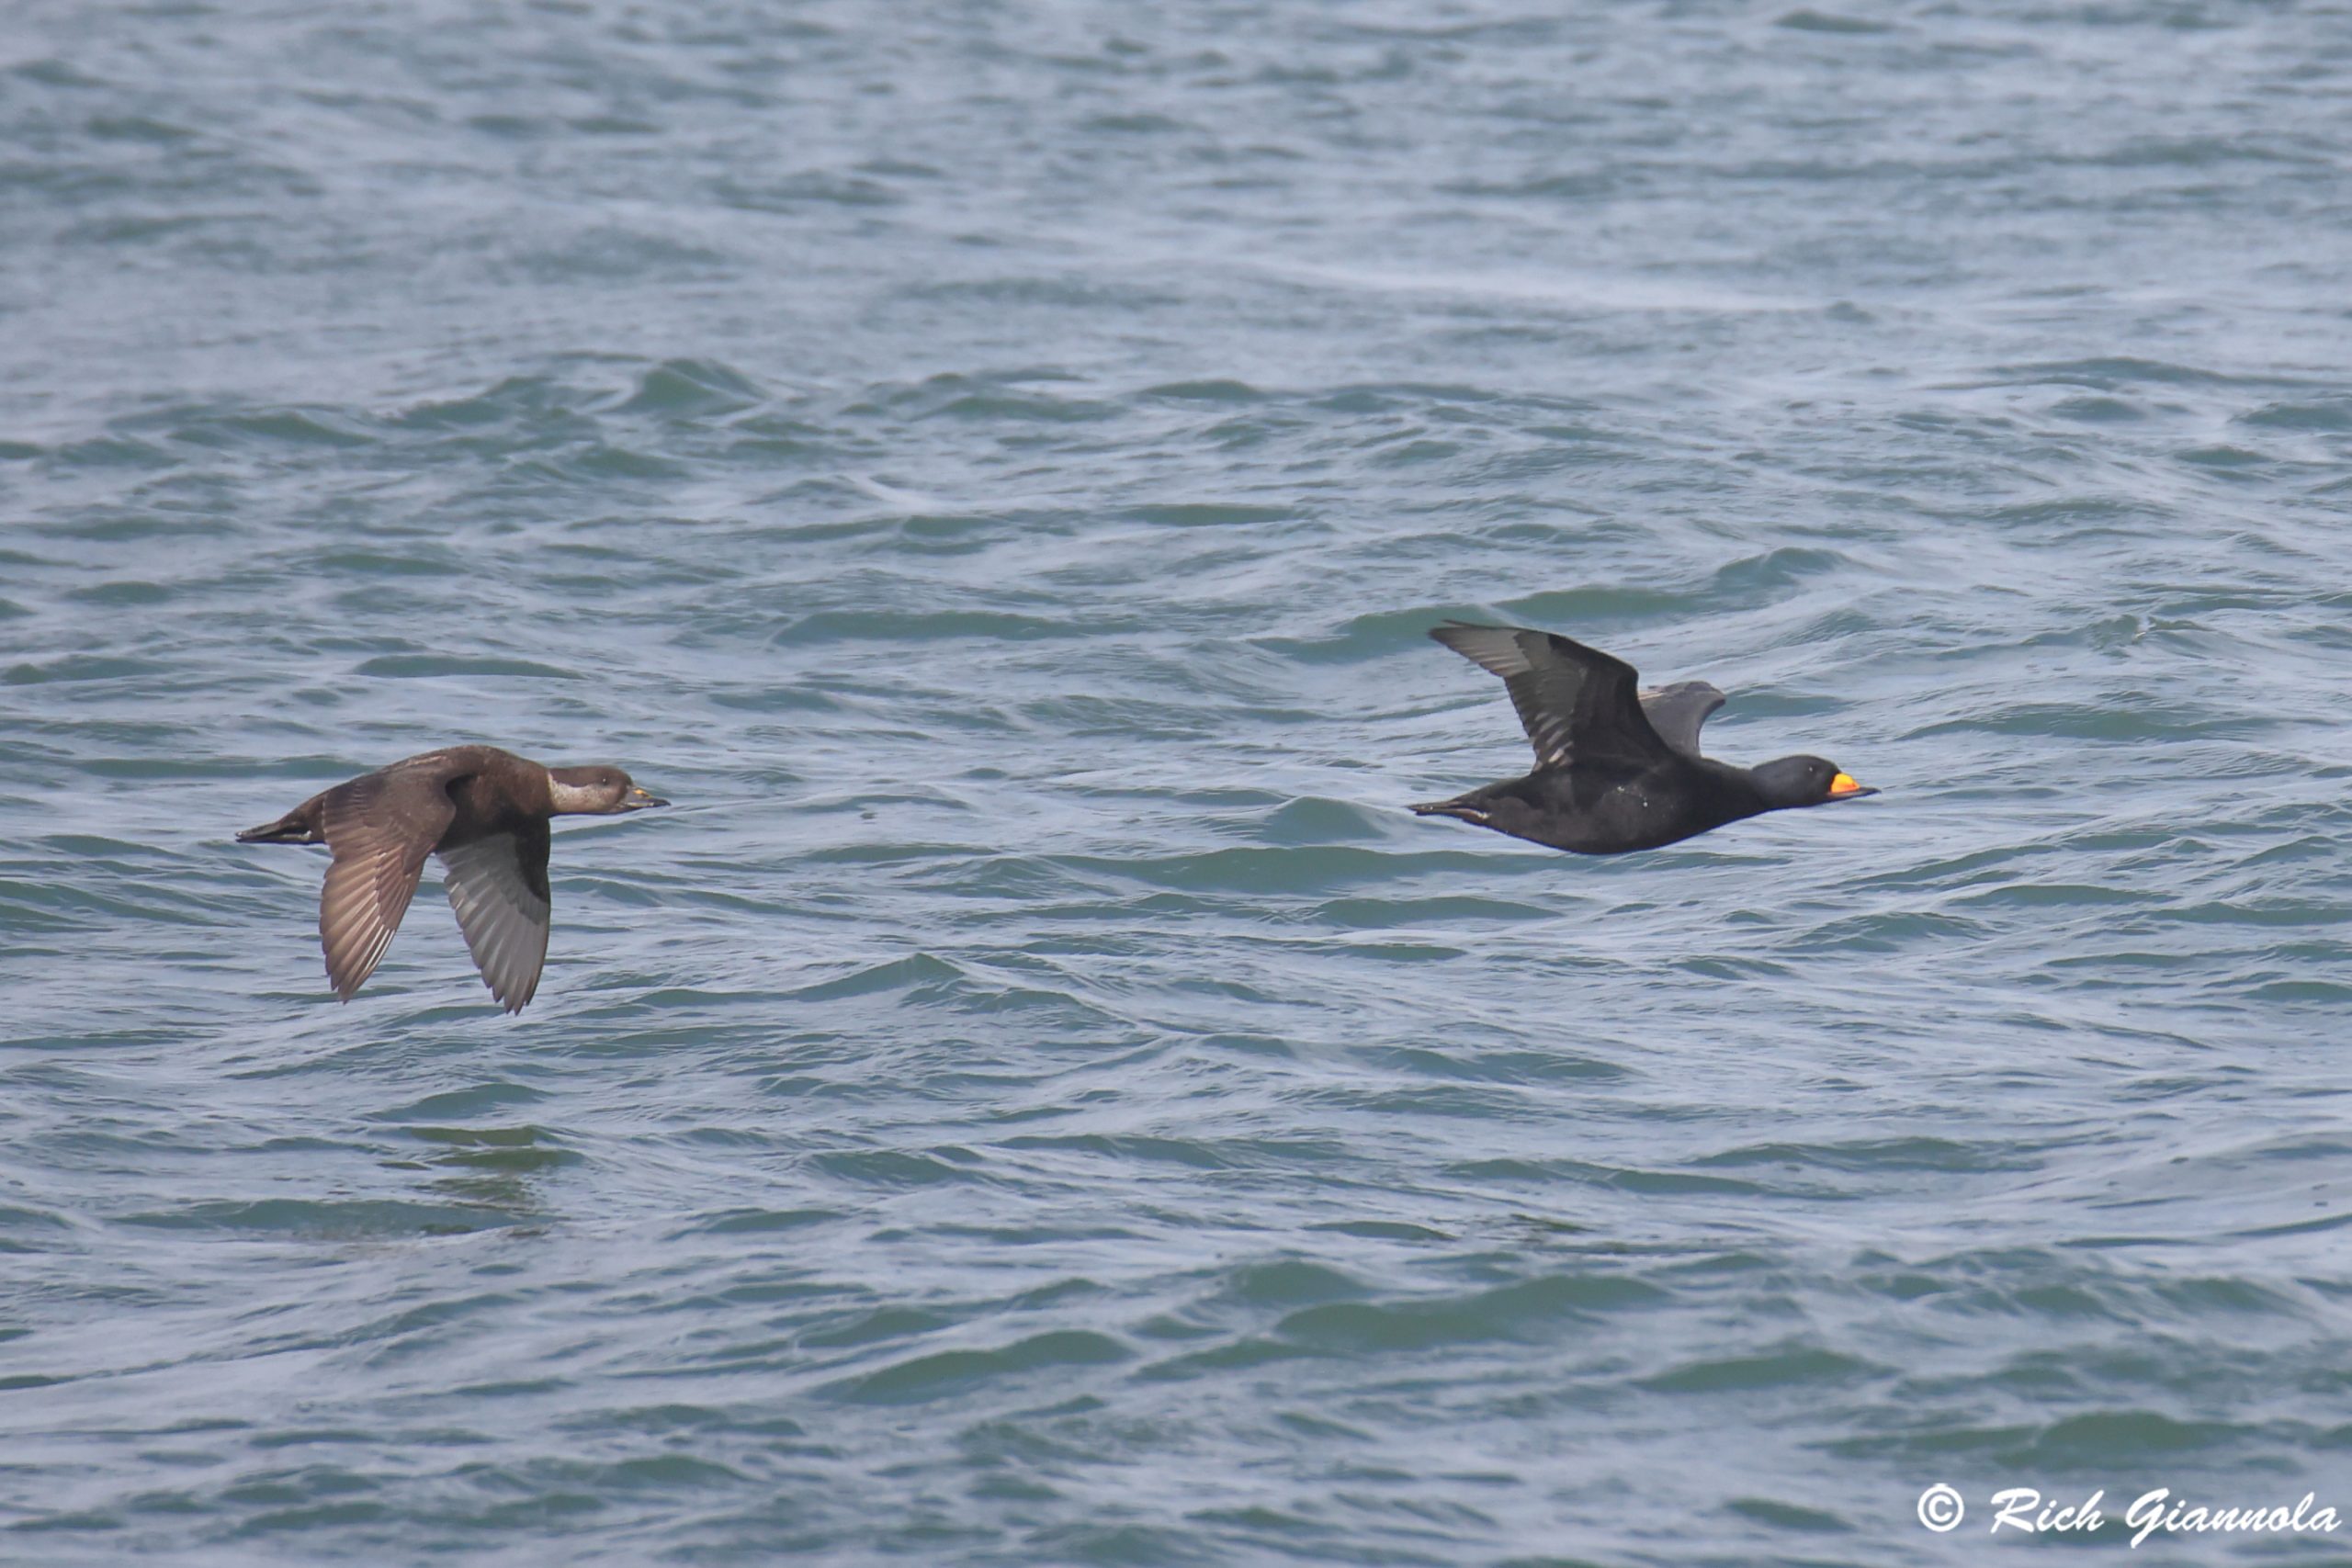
{"left": 1409, "top": 796, "right": 1491, "bottom": 826}
{"left": 235, "top": 810, "right": 320, "bottom": 845}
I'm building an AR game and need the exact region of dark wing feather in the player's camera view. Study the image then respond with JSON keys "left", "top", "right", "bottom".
{"left": 438, "top": 822, "right": 552, "bottom": 1014}
{"left": 316, "top": 765, "right": 458, "bottom": 999}
{"left": 1429, "top": 621, "right": 1672, "bottom": 770}
{"left": 1638, "top": 681, "right": 1727, "bottom": 759}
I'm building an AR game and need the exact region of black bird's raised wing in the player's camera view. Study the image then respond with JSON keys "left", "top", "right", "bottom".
{"left": 1430, "top": 622, "right": 1673, "bottom": 771}
{"left": 1638, "top": 681, "right": 1726, "bottom": 759}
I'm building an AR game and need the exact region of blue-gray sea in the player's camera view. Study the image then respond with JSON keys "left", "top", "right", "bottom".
{"left": 6, "top": 3, "right": 2352, "bottom": 1563}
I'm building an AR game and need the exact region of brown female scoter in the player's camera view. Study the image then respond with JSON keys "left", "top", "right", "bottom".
{"left": 237, "top": 745, "right": 666, "bottom": 1012}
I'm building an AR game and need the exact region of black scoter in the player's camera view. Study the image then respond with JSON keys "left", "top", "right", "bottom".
{"left": 237, "top": 744, "right": 667, "bottom": 1011}
{"left": 1411, "top": 621, "right": 1876, "bottom": 853}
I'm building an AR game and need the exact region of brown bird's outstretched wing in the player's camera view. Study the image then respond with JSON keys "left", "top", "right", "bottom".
{"left": 316, "top": 761, "right": 459, "bottom": 999}
{"left": 437, "top": 823, "right": 553, "bottom": 1014}
{"left": 1638, "top": 681, "right": 1727, "bottom": 759}
{"left": 1430, "top": 622, "right": 1674, "bottom": 771}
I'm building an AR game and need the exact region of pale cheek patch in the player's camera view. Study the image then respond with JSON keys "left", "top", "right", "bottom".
{"left": 548, "top": 779, "right": 611, "bottom": 812}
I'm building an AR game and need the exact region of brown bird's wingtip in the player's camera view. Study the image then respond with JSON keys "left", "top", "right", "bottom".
{"left": 237, "top": 817, "right": 316, "bottom": 844}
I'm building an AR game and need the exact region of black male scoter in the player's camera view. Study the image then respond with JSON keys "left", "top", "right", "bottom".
{"left": 1412, "top": 621, "right": 1876, "bottom": 853}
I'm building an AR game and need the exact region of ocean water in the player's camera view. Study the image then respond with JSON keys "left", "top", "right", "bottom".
{"left": 6, "top": 2, "right": 2352, "bottom": 1562}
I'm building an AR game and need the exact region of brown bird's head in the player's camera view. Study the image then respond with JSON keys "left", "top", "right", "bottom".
{"left": 547, "top": 765, "right": 670, "bottom": 816}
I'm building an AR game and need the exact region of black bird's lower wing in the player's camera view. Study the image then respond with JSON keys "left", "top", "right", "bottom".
{"left": 1637, "top": 680, "right": 1727, "bottom": 759}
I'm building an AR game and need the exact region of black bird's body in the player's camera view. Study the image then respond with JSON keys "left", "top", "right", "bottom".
{"left": 1412, "top": 622, "right": 1874, "bottom": 854}
{"left": 1425, "top": 747, "right": 1781, "bottom": 855}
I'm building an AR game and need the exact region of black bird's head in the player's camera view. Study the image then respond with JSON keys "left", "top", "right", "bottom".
{"left": 548, "top": 765, "right": 670, "bottom": 816}
{"left": 1749, "top": 755, "right": 1878, "bottom": 810}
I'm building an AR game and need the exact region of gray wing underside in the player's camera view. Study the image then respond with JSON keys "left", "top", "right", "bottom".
{"left": 439, "top": 825, "right": 552, "bottom": 1014}
{"left": 1429, "top": 621, "right": 1673, "bottom": 770}
{"left": 1638, "top": 681, "right": 1727, "bottom": 759}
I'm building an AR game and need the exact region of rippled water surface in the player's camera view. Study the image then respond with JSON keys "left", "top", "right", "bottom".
{"left": 6, "top": 3, "right": 2352, "bottom": 1563}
